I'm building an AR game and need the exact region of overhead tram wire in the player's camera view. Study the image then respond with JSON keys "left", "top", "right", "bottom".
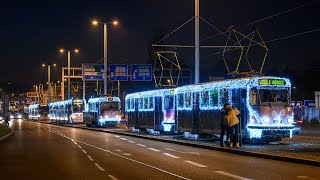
{"left": 154, "top": 16, "right": 195, "bottom": 45}
{"left": 200, "top": 2, "right": 309, "bottom": 44}
{"left": 201, "top": 2, "right": 312, "bottom": 60}
{"left": 202, "top": 26, "right": 320, "bottom": 60}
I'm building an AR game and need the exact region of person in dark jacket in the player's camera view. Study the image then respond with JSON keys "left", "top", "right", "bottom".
{"left": 220, "top": 103, "right": 230, "bottom": 147}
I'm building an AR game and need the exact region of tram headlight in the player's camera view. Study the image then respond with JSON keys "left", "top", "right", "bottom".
{"left": 0, "top": 117, "right": 2, "bottom": 120}
{"left": 18, "top": 115, "right": 22, "bottom": 118}
{"left": 10, "top": 115, "right": 13, "bottom": 118}
{"left": 250, "top": 116, "right": 256, "bottom": 124}
{"left": 287, "top": 116, "right": 294, "bottom": 123}
{"left": 263, "top": 117, "right": 270, "bottom": 123}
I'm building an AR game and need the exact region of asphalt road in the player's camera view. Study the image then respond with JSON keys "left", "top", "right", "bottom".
{"left": 0, "top": 119, "right": 319, "bottom": 180}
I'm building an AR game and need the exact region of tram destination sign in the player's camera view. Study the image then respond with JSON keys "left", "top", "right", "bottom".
{"left": 258, "top": 79, "right": 286, "bottom": 86}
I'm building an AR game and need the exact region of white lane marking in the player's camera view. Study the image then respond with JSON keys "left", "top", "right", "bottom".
{"left": 136, "top": 144, "right": 146, "bottom": 147}
{"left": 108, "top": 175, "right": 118, "bottom": 180}
{"left": 148, "top": 148, "right": 161, "bottom": 152}
{"left": 165, "top": 148, "right": 200, "bottom": 155}
{"left": 163, "top": 153, "right": 180, "bottom": 159}
{"left": 73, "top": 141, "right": 78, "bottom": 145}
{"left": 123, "top": 153, "right": 131, "bottom": 156}
{"left": 128, "top": 140, "right": 136, "bottom": 143}
{"left": 77, "top": 145, "right": 82, "bottom": 149}
{"left": 184, "top": 160, "right": 207, "bottom": 168}
{"left": 120, "top": 138, "right": 127, "bottom": 141}
{"left": 115, "top": 149, "right": 122, "bottom": 152}
{"left": 215, "top": 171, "right": 252, "bottom": 180}
{"left": 82, "top": 150, "right": 87, "bottom": 154}
{"left": 94, "top": 163, "right": 105, "bottom": 171}
{"left": 87, "top": 155, "right": 94, "bottom": 161}
{"left": 74, "top": 140, "right": 189, "bottom": 179}
{"left": 297, "top": 176, "right": 315, "bottom": 180}
{"left": 115, "top": 135, "right": 120, "bottom": 138}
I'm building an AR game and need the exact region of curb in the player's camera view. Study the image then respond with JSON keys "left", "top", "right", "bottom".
{"left": 0, "top": 128, "right": 14, "bottom": 142}
{"left": 44, "top": 122, "right": 320, "bottom": 167}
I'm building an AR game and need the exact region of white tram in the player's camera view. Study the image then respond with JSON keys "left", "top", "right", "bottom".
{"left": 83, "top": 97, "right": 121, "bottom": 127}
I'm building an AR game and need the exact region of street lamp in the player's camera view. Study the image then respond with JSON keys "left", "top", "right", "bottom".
{"left": 60, "top": 48, "right": 79, "bottom": 100}
{"left": 42, "top": 63, "right": 57, "bottom": 104}
{"left": 92, "top": 19, "right": 119, "bottom": 96}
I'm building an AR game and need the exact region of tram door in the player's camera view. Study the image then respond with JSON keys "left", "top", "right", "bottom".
{"left": 192, "top": 92, "right": 200, "bottom": 134}
{"left": 232, "top": 89, "right": 247, "bottom": 143}
{"left": 134, "top": 98, "right": 139, "bottom": 127}
{"left": 154, "top": 96, "right": 162, "bottom": 131}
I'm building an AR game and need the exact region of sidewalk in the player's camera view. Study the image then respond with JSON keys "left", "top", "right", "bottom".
{"left": 0, "top": 123, "right": 13, "bottom": 141}
{"left": 49, "top": 122, "right": 320, "bottom": 167}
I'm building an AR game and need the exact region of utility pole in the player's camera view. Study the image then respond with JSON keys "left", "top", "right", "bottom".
{"left": 195, "top": 0, "right": 200, "bottom": 84}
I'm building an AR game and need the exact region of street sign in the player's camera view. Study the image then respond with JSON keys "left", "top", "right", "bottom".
{"left": 109, "top": 64, "right": 128, "bottom": 81}
{"left": 82, "top": 64, "right": 104, "bottom": 81}
{"left": 304, "top": 100, "right": 316, "bottom": 107}
{"left": 131, "top": 64, "right": 152, "bottom": 81}
{"left": 315, "top": 91, "right": 320, "bottom": 109}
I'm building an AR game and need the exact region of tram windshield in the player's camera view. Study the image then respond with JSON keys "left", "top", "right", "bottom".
{"left": 250, "top": 88, "right": 290, "bottom": 106}
{"left": 39, "top": 105, "right": 49, "bottom": 114}
{"left": 72, "top": 101, "right": 85, "bottom": 113}
{"left": 100, "top": 102, "right": 119, "bottom": 112}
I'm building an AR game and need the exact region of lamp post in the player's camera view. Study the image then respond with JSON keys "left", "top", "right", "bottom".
{"left": 92, "top": 19, "right": 118, "bottom": 96}
{"left": 42, "top": 63, "right": 56, "bottom": 104}
{"left": 60, "top": 48, "right": 79, "bottom": 100}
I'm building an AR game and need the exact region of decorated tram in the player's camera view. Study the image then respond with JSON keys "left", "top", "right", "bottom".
{"left": 125, "top": 89, "right": 175, "bottom": 133}
{"left": 125, "top": 76, "right": 294, "bottom": 142}
{"left": 28, "top": 104, "right": 49, "bottom": 121}
{"left": 83, "top": 96, "right": 121, "bottom": 127}
{"left": 48, "top": 98, "right": 86, "bottom": 124}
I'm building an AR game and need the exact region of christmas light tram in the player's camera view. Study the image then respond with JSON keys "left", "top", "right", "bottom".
{"left": 48, "top": 98, "right": 86, "bottom": 124}
{"left": 83, "top": 97, "right": 121, "bottom": 127}
{"left": 28, "top": 104, "right": 49, "bottom": 121}
{"left": 125, "top": 76, "right": 294, "bottom": 143}
{"left": 125, "top": 89, "right": 176, "bottom": 134}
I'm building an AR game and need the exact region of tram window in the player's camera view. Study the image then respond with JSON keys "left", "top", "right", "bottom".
{"left": 149, "top": 97, "right": 154, "bottom": 109}
{"left": 165, "top": 96, "right": 174, "bottom": 109}
{"left": 200, "top": 91, "right": 209, "bottom": 107}
{"left": 185, "top": 92, "right": 192, "bottom": 108}
{"left": 138, "top": 98, "right": 143, "bottom": 109}
{"left": 220, "top": 89, "right": 229, "bottom": 105}
{"left": 177, "top": 94, "right": 184, "bottom": 108}
{"left": 144, "top": 97, "right": 149, "bottom": 109}
{"left": 250, "top": 88, "right": 259, "bottom": 106}
{"left": 210, "top": 89, "right": 219, "bottom": 106}
{"left": 130, "top": 99, "right": 135, "bottom": 109}
{"left": 126, "top": 99, "right": 130, "bottom": 110}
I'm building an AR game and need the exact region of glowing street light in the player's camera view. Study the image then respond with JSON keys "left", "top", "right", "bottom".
{"left": 60, "top": 48, "right": 79, "bottom": 100}
{"left": 91, "top": 18, "right": 119, "bottom": 95}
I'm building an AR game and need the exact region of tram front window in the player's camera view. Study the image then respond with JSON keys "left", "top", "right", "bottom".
{"left": 100, "top": 102, "right": 119, "bottom": 112}
{"left": 73, "top": 103, "right": 84, "bottom": 113}
{"left": 250, "top": 88, "right": 289, "bottom": 106}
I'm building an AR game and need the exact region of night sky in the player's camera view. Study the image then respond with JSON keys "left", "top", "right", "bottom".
{"left": 0, "top": 0, "right": 319, "bottom": 98}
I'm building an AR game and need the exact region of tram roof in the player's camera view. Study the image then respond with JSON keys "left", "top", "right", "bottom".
{"left": 125, "top": 89, "right": 175, "bottom": 99}
{"left": 88, "top": 96, "right": 120, "bottom": 104}
{"left": 175, "top": 76, "right": 291, "bottom": 93}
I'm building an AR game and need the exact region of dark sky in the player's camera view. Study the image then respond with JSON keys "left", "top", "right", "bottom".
{"left": 0, "top": 0, "right": 319, "bottom": 96}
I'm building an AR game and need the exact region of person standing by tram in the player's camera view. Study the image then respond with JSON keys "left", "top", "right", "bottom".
{"left": 219, "top": 103, "right": 230, "bottom": 147}
{"left": 226, "top": 104, "right": 240, "bottom": 148}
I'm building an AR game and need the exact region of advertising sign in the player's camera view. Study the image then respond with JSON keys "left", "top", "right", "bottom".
{"left": 131, "top": 64, "right": 152, "bottom": 81}
{"left": 109, "top": 64, "right": 128, "bottom": 81}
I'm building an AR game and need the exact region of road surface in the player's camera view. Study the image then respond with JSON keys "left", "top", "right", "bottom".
{"left": 0, "top": 119, "right": 319, "bottom": 180}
